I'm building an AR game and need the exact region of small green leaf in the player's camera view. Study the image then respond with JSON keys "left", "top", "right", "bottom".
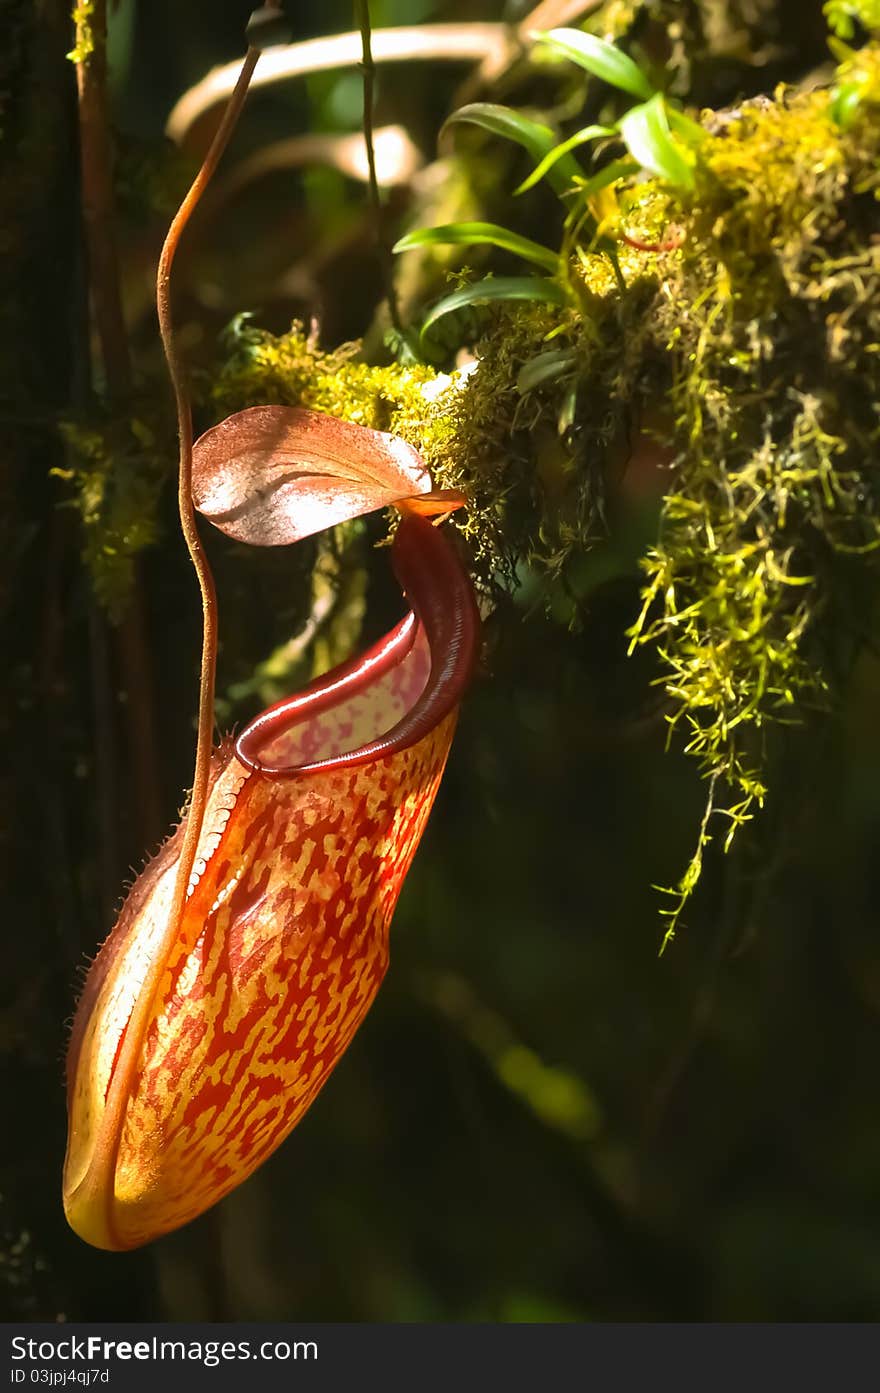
{"left": 441, "top": 103, "right": 581, "bottom": 196}
{"left": 572, "top": 157, "right": 640, "bottom": 199}
{"left": 830, "top": 80, "right": 863, "bottom": 128}
{"left": 421, "top": 276, "right": 569, "bottom": 335}
{"left": 515, "top": 125, "right": 616, "bottom": 195}
{"left": 393, "top": 223, "right": 560, "bottom": 274}
{"left": 516, "top": 348, "right": 577, "bottom": 394}
{"left": 825, "top": 0, "right": 880, "bottom": 37}
{"left": 534, "top": 28, "right": 654, "bottom": 100}
{"left": 557, "top": 384, "right": 578, "bottom": 436}
{"left": 667, "top": 107, "right": 707, "bottom": 145}
{"left": 618, "top": 94, "right": 695, "bottom": 189}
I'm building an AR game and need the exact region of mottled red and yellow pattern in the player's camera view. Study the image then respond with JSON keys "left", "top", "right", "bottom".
{"left": 63, "top": 515, "right": 478, "bottom": 1250}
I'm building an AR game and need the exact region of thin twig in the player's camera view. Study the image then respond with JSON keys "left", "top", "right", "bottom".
{"left": 166, "top": 25, "right": 511, "bottom": 145}
{"left": 464, "top": 0, "right": 603, "bottom": 97}
{"left": 73, "top": 0, "right": 131, "bottom": 398}
{"left": 201, "top": 125, "right": 421, "bottom": 221}
{"left": 156, "top": 41, "right": 264, "bottom": 951}
{"left": 70, "top": 11, "right": 278, "bottom": 1246}
{"left": 355, "top": 0, "right": 403, "bottom": 335}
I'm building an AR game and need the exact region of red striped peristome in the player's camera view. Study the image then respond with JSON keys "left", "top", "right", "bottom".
{"left": 63, "top": 514, "right": 479, "bottom": 1251}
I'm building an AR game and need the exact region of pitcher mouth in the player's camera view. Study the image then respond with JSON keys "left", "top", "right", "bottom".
{"left": 235, "top": 512, "right": 480, "bottom": 778}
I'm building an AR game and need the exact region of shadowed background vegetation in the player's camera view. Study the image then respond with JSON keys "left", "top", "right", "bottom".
{"left": 4, "top": 0, "right": 880, "bottom": 1321}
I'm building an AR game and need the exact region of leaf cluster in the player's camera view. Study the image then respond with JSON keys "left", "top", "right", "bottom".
{"left": 393, "top": 29, "right": 702, "bottom": 335}
{"left": 207, "top": 32, "right": 880, "bottom": 939}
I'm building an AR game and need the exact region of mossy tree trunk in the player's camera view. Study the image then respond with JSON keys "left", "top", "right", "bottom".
{"left": 0, "top": 0, "right": 158, "bottom": 1320}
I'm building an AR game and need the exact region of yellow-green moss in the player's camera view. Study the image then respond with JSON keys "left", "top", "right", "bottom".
{"left": 67, "top": 2, "right": 96, "bottom": 65}
{"left": 208, "top": 252, "right": 660, "bottom": 597}
{"left": 825, "top": 0, "right": 880, "bottom": 37}
{"left": 55, "top": 408, "right": 171, "bottom": 617}
{"left": 207, "top": 50, "right": 880, "bottom": 938}
{"left": 627, "top": 66, "right": 880, "bottom": 939}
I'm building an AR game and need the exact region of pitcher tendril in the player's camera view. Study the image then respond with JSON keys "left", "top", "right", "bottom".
{"left": 63, "top": 0, "right": 483, "bottom": 1250}
{"left": 155, "top": 3, "right": 284, "bottom": 961}
{"left": 60, "top": 5, "right": 286, "bottom": 1245}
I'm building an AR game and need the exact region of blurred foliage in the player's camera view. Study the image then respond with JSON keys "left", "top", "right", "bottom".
{"left": 825, "top": 0, "right": 880, "bottom": 37}
{"left": 5, "top": 0, "right": 880, "bottom": 1328}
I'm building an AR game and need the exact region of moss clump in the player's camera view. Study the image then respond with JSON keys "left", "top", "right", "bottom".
{"left": 628, "top": 68, "right": 880, "bottom": 938}
{"left": 210, "top": 316, "right": 443, "bottom": 429}
{"left": 209, "top": 257, "right": 661, "bottom": 597}
{"left": 209, "top": 51, "right": 880, "bottom": 937}
{"left": 209, "top": 315, "right": 533, "bottom": 591}
{"left": 67, "top": 3, "right": 97, "bottom": 66}
{"left": 208, "top": 317, "right": 481, "bottom": 545}
{"left": 825, "top": 0, "right": 880, "bottom": 37}
{"left": 56, "top": 408, "right": 171, "bottom": 617}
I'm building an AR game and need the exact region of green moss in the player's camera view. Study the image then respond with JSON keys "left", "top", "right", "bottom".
{"left": 56, "top": 408, "right": 172, "bottom": 618}
{"left": 67, "top": 2, "right": 97, "bottom": 65}
{"left": 208, "top": 52, "right": 880, "bottom": 939}
{"left": 208, "top": 265, "right": 660, "bottom": 597}
{"left": 627, "top": 70, "right": 880, "bottom": 940}
{"left": 211, "top": 313, "right": 526, "bottom": 589}
{"left": 825, "top": 0, "right": 880, "bottom": 37}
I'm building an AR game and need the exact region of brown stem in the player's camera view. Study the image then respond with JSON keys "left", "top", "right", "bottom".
{"left": 156, "top": 22, "right": 278, "bottom": 960}
{"left": 455, "top": 1, "right": 602, "bottom": 106}
{"left": 166, "top": 26, "right": 510, "bottom": 146}
{"left": 355, "top": 0, "right": 403, "bottom": 335}
{"left": 73, "top": 0, "right": 131, "bottom": 398}
{"left": 73, "top": 0, "right": 163, "bottom": 849}
{"left": 66, "top": 6, "right": 282, "bottom": 1249}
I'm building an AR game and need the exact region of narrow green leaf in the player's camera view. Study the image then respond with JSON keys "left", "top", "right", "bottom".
{"left": 667, "top": 107, "right": 707, "bottom": 145}
{"left": 825, "top": 0, "right": 880, "bottom": 38}
{"left": 421, "top": 276, "right": 568, "bottom": 335}
{"left": 441, "top": 102, "right": 581, "bottom": 196}
{"left": 618, "top": 94, "right": 695, "bottom": 189}
{"left": 515, "top": 124, "right": 616, "bottom": 195}
{"left": 557, "top": 384, "right": 578, "bottom": 435}
{"left": 572, "top": 157, "right": 640, "bottom": 199}
{"left": 393, "top": 223, "right": 560, "bottom": 274}
{"left": 534, "top": 28, "right": 654, "bottom": 100}
{"left": 830, "top": 81, "right": 863, "bottom": 128}
{"left": 516, "top": 348, "right": 577, "bottom": 394}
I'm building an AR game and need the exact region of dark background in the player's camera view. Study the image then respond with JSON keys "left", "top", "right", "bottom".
{"left": 5, "top": 0, "right": 880, "bottom": 1322}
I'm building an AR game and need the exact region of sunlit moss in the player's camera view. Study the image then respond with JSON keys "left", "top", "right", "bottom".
{"left": 627, "top": 64, "right": 880, "bottom": 940}
{"left": 825, "top": 0, "right": 880, "bottom": 37}
{"left": 210, "top": 52, "right": 880, "bottom": 938}
{"left": 209, "top": 268, "right": 660, "bottom": 597}
{"left": 67, "top": 2, "right": 96, "bottom": 65}
{"left": 210, "top": 313, "right": 585, "bottom": 593}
